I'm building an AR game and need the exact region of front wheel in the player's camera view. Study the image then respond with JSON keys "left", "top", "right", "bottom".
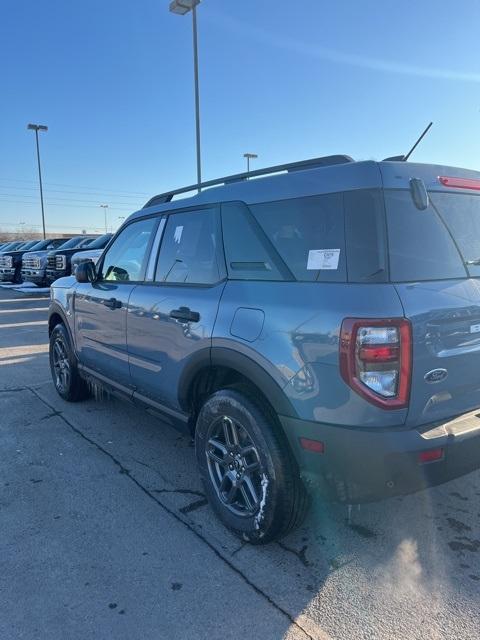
{"left": 49, "top": 323, "right": 89, "bottom": 402}
{"left": 195, "top": 389, "right": 308, "bottom": 544}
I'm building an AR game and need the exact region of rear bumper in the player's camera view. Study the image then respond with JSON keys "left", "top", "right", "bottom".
{"left": 280, "top": 409, "right": 480, "bottom": 503}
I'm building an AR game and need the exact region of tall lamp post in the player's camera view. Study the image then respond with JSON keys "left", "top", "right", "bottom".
{"left": 27, "top": 123, "right": 48, "bottom": 239}
{"left": 99, "top": 204, "right": 109, "bottom": 233}
{"left": 243, "top": 152, "right": 258, "bottom": 174}
{"left": 169, "top": 0, "right": 202, "bottom": 192}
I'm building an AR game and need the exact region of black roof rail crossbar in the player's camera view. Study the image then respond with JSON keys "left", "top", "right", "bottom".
{"left": 143, "top": 154, "right": 354, "bottom": 208}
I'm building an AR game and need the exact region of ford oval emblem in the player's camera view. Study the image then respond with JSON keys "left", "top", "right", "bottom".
{"left": 424, "top": 368, "right": 448, "bottom": 384}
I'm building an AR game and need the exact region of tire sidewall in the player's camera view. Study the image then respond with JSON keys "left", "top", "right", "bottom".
{"left": 195, "top": 389, "right": 284, "bottom": 543}
{"left": 49, "top": 324, "right": 78, "bottom": 401}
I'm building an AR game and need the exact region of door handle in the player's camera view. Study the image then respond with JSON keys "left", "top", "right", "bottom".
{"left": 169, "top": 306, "right": 200, "bottom": 323}
{"left": 104, "top": 297, "right": 122, "bottom": 310}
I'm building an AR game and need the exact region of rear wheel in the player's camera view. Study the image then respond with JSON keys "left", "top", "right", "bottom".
{"left": 195, "top": 389, "right": 308, "bottom": 543}
{"left": 49, "top": 323, "right": 89, "bottom": 402}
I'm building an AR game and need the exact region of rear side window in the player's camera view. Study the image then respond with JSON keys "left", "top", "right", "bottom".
{"left": 385, "top": 190, "right": 466, "bottom": 282}
{"left": 156, "top": 208, "right": 222, "bottom": 285}
{"left": 251, "top": 194, "right": 346, "bottom": 282}
{"left": 344, "top": 189, "right": 387, "bottom": 282}
{"left": 221, "top": 202, "right": 287, "bottom": 281}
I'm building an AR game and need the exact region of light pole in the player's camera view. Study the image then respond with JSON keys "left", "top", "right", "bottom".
{"left": 243, "top": 153, "right": 258, "bottom": 174}
{"left": 169, "top": 0, "right": 202, "bottom": 192}
{"left": 99, "top": 204, "right": 109, "bottom": 233}
{"left": 27, "top": 123, "right": 48, "bottom": 239}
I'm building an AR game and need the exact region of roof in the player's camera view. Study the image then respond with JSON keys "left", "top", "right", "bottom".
{"left": 126, "top": 156, "right": 480, "bottom": 224}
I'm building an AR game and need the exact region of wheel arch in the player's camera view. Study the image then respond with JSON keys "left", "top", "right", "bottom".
{"left": 180, "top": 347, "right": 298, "bottom": 428}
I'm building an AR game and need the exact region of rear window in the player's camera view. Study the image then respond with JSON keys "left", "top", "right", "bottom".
{"left": 430, "top": 192, "right": 480, "bottom": 278}
{"left": 385, "top": 190, "right": 466, "bottom": 282}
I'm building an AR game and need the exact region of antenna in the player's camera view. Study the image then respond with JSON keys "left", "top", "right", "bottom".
{"left": 403, "top": 121, "right": 433, "bottom": 161}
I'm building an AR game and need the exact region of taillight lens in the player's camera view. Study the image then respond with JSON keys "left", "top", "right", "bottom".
{"left": 340, "top": 318, "right": 412, "bottom": 409}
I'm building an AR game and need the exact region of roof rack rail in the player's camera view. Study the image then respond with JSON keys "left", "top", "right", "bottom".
{"left": 143, "top": 154, "right": 354, "bottom": 208}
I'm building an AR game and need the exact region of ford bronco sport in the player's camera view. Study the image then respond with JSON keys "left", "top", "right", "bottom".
{"left": 48, "top": 155, "right": 480, "bottom": 543}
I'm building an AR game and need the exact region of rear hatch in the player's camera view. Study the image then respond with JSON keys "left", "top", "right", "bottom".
{"left": 382, "top": 163, "right": 480, "bottom": 427}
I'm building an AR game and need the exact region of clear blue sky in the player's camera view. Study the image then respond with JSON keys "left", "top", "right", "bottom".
{"left": 1, "top": 0, "right": 480, "bottom": 234}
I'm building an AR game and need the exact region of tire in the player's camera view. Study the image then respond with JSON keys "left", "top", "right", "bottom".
{"left": 49, "top": 323, "right": 90, "bottom": 402}
{"left": 195, "top": 388, "right": 308, "bottom": 544}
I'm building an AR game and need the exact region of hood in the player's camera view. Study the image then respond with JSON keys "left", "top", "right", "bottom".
{"left": 51, "top": 275, "right": 77, "bottom": 289}
{"left": 23, "top": 249, "right": 51, "bottom": 259}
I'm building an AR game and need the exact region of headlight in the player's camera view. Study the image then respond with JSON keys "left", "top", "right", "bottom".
{"left": 55, "top": 255, "right": 67, "bottom": 270}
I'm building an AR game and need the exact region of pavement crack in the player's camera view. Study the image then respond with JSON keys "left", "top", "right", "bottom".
{"left": 277, "top": 541, "right": 310, "bottom": 567}
{"left": 179, "top": 498, "right": 208, "bottom": 514}
{"left": 153, "top": 488, "right": 205, "bottom": 498}
{"left": 27, "top": 386, "right": 316, "bottom": 640}
{"left": 130, "top": 457, "right": 170, "bottom": 483}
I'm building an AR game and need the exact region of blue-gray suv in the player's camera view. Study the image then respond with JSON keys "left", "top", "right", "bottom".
{"left": 48, "top": 155, "right": 480, "bottom": 543}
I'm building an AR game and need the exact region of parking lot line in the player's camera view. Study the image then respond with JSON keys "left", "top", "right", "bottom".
{"left": 0, "top": 307, "right": 48, "bottom": 314}
{"left": 0, "top": 297, "right": 49, "bottom": 304}
{"left": 0, "top": 321, "right": 47, "bottom": 329}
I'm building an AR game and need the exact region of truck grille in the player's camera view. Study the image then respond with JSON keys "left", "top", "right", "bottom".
{"left": 23, "top": 256, "right": 41, "bottom": 269}
{"left": 47, "top": 255, "right": 57, "bottom": 270}
{"left": 0, "top": 256, "right": 12, "bottom": 268}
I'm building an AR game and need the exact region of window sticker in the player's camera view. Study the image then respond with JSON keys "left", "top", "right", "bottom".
{"left": 173, "top": 226, "right": 183, "bottom": 244}
{"left": 307, "top": 249, "right": 340, "bottom": 270}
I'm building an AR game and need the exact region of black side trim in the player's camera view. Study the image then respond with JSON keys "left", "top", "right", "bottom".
{"left": 210, "top": 347, "right": 297, "bottom": 418}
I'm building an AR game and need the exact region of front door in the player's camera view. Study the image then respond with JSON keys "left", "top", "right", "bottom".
{"left": 74, "top": 216, "right": 158, "bottom": 389}
{"left": 127, "top": 206, "right": 226, "bottom": 411}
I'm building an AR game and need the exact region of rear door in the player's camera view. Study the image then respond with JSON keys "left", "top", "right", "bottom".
{"left": 74, "top": 216, "right": 158, "bottom": 389}
{"left": 127, "top": 206, "right": 226, "bottom": 412}
{"left": 385, "top": 185, "right": 480, "bottom": 426}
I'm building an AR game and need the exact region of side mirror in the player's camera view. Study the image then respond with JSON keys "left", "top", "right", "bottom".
{"left": 76, "top": 260, "right": 96, "bottom": 283}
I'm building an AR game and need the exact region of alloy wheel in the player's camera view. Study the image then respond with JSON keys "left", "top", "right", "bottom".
{"left": 205, "top": 415, "right": 264, "bottom": 517}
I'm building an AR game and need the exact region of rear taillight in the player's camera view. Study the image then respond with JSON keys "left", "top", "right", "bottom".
{"left": 340, "top": 318, "right": 412, "bottom": 410}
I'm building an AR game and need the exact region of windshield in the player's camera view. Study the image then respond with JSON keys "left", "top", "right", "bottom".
{"left": 16, "top": 240, "right": 38, "bottom": 250}
{"left": 57, "top": 236, "right": 92, "bottom": 250}
{"left": 86, "top": 233, "right": 112, "bottom": 249}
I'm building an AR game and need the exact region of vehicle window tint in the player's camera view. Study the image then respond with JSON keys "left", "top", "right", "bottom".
{"left": 429, "top": 192, "right": 480, "bottom": 278}
{"left": 385, "top": 190, "right": 466, "bottom": 282}
{"left": 100, "top": 217, "right": 157, "bottom": 282}
{"left": 221, "top": 202, "right": 286, "bottom": 281}
{"left": 251, "top": 194, "right": 346, "bottom": 282}
{"left": 155, "top": 208, "right": 221, "bottom": 284}
{"left": 344, "top": 189, "right": 388, "bottom": 282}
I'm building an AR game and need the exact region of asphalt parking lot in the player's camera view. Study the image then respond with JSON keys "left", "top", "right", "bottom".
{"left": 0, "top": 287, "right": 479, "bottom": 640}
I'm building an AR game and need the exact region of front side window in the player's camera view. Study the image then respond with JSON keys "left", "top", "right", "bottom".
{"left": 155, "top": 208, "right": 222, "bottom": 285}
{"left": 99, "top": 217, "right": 157, "bottom": 282}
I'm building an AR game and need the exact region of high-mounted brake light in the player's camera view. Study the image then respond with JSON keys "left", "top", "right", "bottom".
{"left": 439, "top": 176, "right": 480, "bottom": 191}
{"left": 340, "top": 318, "right": 412, "bottom": 410}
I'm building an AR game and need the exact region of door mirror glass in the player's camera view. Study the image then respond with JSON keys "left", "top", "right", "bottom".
{"left": 76, "top": 261, "right": 96, "bottom": 283}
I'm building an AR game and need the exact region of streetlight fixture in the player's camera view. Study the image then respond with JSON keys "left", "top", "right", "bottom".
{"left": 169, "top": 0, "right": 202, "bottom": 192}
{"left": 27, "top": 123, "right": 48, "bottom": 239}
{"left": 99, "top": 204, "right": 109, "bottom": 233}
{"left": 243, "top": 153, "right": 258, "bottom": 174}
